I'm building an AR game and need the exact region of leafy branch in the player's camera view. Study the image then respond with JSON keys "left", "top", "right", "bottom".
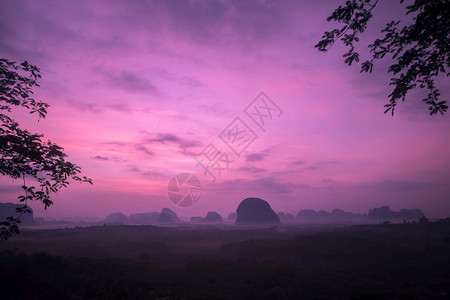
{"left": 0, "top": 59, "right": 92, "bottom": 240}
{"left": 315, "top": 0, "right": 449, "bottom": 115}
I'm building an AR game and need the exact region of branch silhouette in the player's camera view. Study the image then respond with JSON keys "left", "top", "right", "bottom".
{"left": 315, "top": 0, "right": 449, "bottom": 115}
{"left": 0, "top": 58, "right": 92, "bottom": 240}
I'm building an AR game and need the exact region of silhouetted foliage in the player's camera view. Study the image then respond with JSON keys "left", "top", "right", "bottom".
{"left": 315, "top": 0, "right": 449, "bottom": 115}
{"left": 419, "top": 216, "right": 429, "bottom": 223}
{"left": 0, "top": 203, "right": 34, "bottom": 226}
{"left": 0, "top": 58, "right": 92, "bottom": 240}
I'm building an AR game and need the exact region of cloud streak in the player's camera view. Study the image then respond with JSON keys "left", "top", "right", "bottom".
{"left": 144, "top": 133, "right": 200, "bottom": 155}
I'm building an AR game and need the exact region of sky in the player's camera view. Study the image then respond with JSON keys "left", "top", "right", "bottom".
{"left": 1, "top": 0, "right": 449, "bottom": 219}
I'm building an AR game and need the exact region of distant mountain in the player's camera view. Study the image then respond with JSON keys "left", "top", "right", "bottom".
{"left": 104, "top": 208, "right": 180, "bottom": 225}
{"left": 278, "top": 212, "right": 295, "bottom": 221}
{"left": 296, "top": 209, "right": 323, "bottom": 219}
{"left": 227, "top": 212, "right": 237, "bottom": 221}
{"left": 203, "top": 212, "right": 223, "bottom": 222}
{"left": 368, "top": 206, "right": 424, "bottom": 220}
{"left": 158, "top": 212, "right": 174, "bottom": 223}
{"left": 128, "top": 212, "right": 160, "bottom": 224}
{"left": 160, "top": 208, "right": 180, "bottom": 222}
{"left": 189, "top": 212, "right": 223, "bottom": 223}
{"left": 0, "top": 203, "right": 34, "bottom": 225}
{"left": 235, "top": 198, "right": 279, "bottom": 224}
{"left": 104, "top": 212, "right": 128, "bottom": 224}
{"left": 103, "top": 204, "right": 426, "bottom": 226}
{"left": 294, "top": 206, "right": 425, "bottom": 222}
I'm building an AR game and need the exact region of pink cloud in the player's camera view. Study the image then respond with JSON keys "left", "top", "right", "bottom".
{"left": 1, "top": 0, "right": 449, "bottom": 219}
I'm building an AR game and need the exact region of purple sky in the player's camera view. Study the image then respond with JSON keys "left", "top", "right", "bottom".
{"left": 1, "top": 0, "right": 449, "bottom": 219}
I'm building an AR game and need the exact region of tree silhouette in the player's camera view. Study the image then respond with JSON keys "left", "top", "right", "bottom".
{"left": 315, "top": 0, "right": 449, "bottom": 115}
{"left": 0, "top": 58, "right": 92, "bottom": 240}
